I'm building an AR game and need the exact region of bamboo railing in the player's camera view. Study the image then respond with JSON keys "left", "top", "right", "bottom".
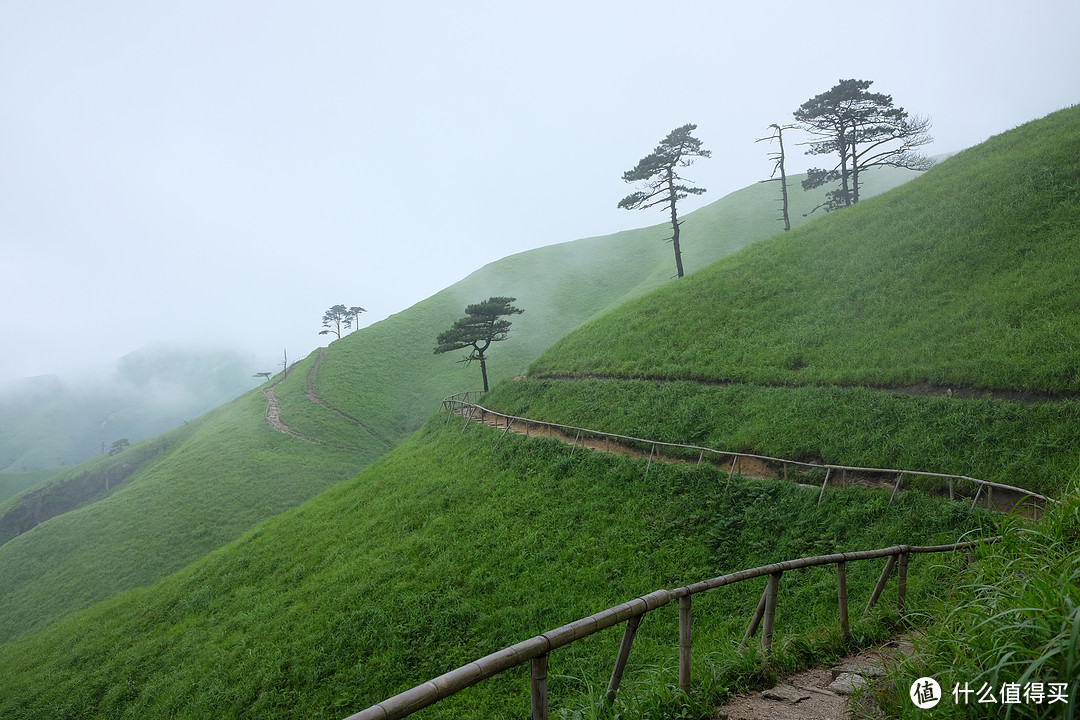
{"left": 342, "top": 539, "right": 998, "bottom": 720}
{"left": 335, "top": 395, "right": 1043, "bottom": 719}
{"left": 441, "top": 393, "right": 1054, "bottom": 511}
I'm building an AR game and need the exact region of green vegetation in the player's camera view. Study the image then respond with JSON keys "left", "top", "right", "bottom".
{"left": 0, "top": 419, "right": 995, "bottom": 719}
{"left": 0, "top": 387, "right": 364, "bottom": 643}
{"left": 486, "top": 378, "right": 1080, "bottom": 495}
{"left": 0, "top": 346, "right": 261, "bottom": 472}
{"left": 0, "top": 468, "right": 58, "bottom": 505}
{"left": 529, "top": 107, "right": 1080, "bottom": 393}
{"left": 308, "top": 163, "right": 922, "bottom": 445}
{"left": 2, "top": 105, "right": 1077, "bottom": 719}
{"left": 0, "top": 161, "right": 919, "bottom": 648}
{"left": 498, "top": 107, "right": 1080, "bottom": 499}
{"left": 884, "top": 476, "right": 1080, "bottom": 718}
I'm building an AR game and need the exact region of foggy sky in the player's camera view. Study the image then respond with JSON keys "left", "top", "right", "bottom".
{"left": 2, "top": 0, "right": 1077, "bottom": 381}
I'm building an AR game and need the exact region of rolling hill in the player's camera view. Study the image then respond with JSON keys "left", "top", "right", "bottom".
{"left": 4, "top": 105, "right": 1079, "bottom": 719}
{"left": 0, "top": 162, "right": 923, "bottom": 643}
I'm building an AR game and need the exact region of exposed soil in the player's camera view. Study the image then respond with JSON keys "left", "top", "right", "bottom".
{"left": 457, "top": 406, "right": 1044, "bottom": 514}
{"left": 713, "top": 637, "right": 914, "bottom": 719}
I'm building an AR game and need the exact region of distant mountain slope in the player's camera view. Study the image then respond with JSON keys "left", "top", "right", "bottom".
{"left": 0, "top": 345, "right": 263, "bottom": 473}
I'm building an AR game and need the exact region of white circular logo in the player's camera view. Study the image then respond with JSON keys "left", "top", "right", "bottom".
{"left": 910, "top": 677, "right": 942, "bottom": 708}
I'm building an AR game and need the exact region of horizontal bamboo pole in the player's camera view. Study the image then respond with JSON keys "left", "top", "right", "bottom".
{"left": 347, "top": 538, "right": 1000, "bottom": 719}
{"left": 345, "top": 590, "right": 672, "bottom": 720}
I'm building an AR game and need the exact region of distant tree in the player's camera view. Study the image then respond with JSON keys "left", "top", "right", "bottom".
{"left": 319, "top": 304, "right": 367, "bottom": 339}
{"left": 434, "top": 297, "right": 524, "bottom": 392}
{"left": 346, "top": 305, "right": 367, "bottom": 332}
{"left": 108, "top": 439, "right": 129, "bottom": 456}
{"left": 755, "top": 123, "right": 795, "bottom": 231}
{"left": 795, "top": 79, "right": 932, "bottom": 212}
{"left": 618, "top": 124, "right": 711, "bottom": 278}
{"left": 253, "top": 372, "right": 272, "bottom": 381}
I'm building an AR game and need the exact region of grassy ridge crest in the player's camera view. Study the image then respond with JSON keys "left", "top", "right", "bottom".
{"left": 528, "top": 106, "right": 1080, "bottom": 393}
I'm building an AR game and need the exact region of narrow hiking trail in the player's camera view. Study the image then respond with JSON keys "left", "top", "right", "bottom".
{"left": 261, "top": 348, "right": 389, "bottom": 450}
{"left": 448, "top": 399, "right": 1050, "bottom": 515}
{"left": 713, "top": 637, "right": 914, "bottom": 719}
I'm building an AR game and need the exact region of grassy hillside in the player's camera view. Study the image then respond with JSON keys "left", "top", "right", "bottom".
{"left": 1, "top": 108, "right": 1075, "bottom": 718}
{"left": 308, "top": 164, "right": 922, "bottom": 443}
{"left": 0, "top": 165, "right": 921, "bottom": 642}
{"left": 490, "top": 106, "right": 1080, "bottom": 495}
{"left": 0, "top": 386, "right": 367, "bottom": 643}
{"left": 0, "top": 418, "right": 994, "bottom": 719}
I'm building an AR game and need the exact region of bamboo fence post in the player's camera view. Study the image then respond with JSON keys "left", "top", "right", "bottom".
{"left": 646, "top": 443, "right": 656, "bottom": 475}
{"left": 890, "top": 472, "right": 904, "bottom": 504}
{"left": 817, "top": 468, "right": 832, "bottom": 506}
{"left": 970, "top": 485, "right": 983, "bottom": 511}
{"left": 739, "top": 587, "right": 769, "bottom": 651}
{"left": 530, "top": 654, "right": 548, "bottom": 720}
{"left": 572, "top": 429, "right": 581, "bottom": 455}
{"left": 897, "top": 552, "right": 910, "bottom": 614}
{"left": 727, "top": 455, "right": 737, "bottom": 487}
{"left": 679, "top": 595, "right": 692, "bottom": 693}
{"left": 865, "top": 554, "right": 897, "bottom": 614}
{"left": 762, "top": 572, "right": 782, "bottom": 651}
{"left": 837, "top": 561, "right": 850, "bottom": 640}
{"left": 698, "top": 449, "right": 704, "bottom": 466}
{"left": 605, "top": 615, "right": 642, "bottom": 705}
{"left": 949, "top": 478, "right": 955, "bottom": 500}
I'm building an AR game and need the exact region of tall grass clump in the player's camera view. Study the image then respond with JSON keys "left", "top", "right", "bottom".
{"left": 883, "top": 475, "right": 1080, "bottom": 718}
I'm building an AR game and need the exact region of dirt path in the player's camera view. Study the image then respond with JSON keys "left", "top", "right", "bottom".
{"left": 714, "top": 637, "right": 913, "bottom": 719}
{"left": 455, "top": 405, "right": 1043, "bottom": 513}
{"left": 261, "top": 371, "right": 315, "bottom": 443}
{"left": 304, "top": 348, "right": 386, "bottom": 443}
{"left": 260, "top": 350, "right": 389, "bottom": 450}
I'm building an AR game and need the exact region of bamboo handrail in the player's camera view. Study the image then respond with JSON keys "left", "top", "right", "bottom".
{"left": 441, "top": 396, "right": 1055, "bottom": 506}
{"left": 342, "top": 539, "right": 999, "bottom": 720}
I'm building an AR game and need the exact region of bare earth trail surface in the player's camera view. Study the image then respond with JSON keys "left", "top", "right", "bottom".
{"left": 261, "top": 349, "right": 390, "bottom": 449}
{"left": 713, "top": 637, "right": 914, "bottom": 719}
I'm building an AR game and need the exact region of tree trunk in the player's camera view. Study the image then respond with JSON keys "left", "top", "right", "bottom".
{"left": 667, "top": 170, "right": 685, "bottom": 278}
{"left": 479, "top": 354, "right": 489, "bottom": 392}
{"left": 777, "top": 128, "right": 791, "bottom": 231}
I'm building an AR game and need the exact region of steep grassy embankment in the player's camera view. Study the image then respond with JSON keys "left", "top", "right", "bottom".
{"left": 488, "top": 105, "right": 1080, "bottom": 495}
{"left": 0, "top": 418, "right": 994, "bottom": 719}
{"left": 0, "top": 165, "right": 922, "bottom": 642}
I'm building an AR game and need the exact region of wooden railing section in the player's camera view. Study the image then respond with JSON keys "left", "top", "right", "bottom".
{"left": 337, "top": 394, "right": 1044, "bottom": 719}
{"left": 343, "top": 539, "right": 998, "bottom": 720}
{"left": 441, "top": 392, "right": 1055, "bottom": 511}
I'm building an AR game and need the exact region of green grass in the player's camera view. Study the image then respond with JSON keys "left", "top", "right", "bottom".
{"left": 0, "top": 388, "right": 365, "bottom": 643}
{"left": 880, "top": 475, "right": 1080, "bottom": 719}
{"left": 527, "top": 107, "right": 1080, "bottom": 394}
{"left": 309, "top": 163, "right": 922, "bottom": 444}
{"left": 484, "top": 378, "right": 1080, "bottom": 495}
{"left": 0, "top": 468, "right": 58, "bottom": 505}
{"left": 0, "top": 418, "right": 995, "bottom": 719}
{"left": 0, "top": 161, "right": 920, "bottom": 645}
